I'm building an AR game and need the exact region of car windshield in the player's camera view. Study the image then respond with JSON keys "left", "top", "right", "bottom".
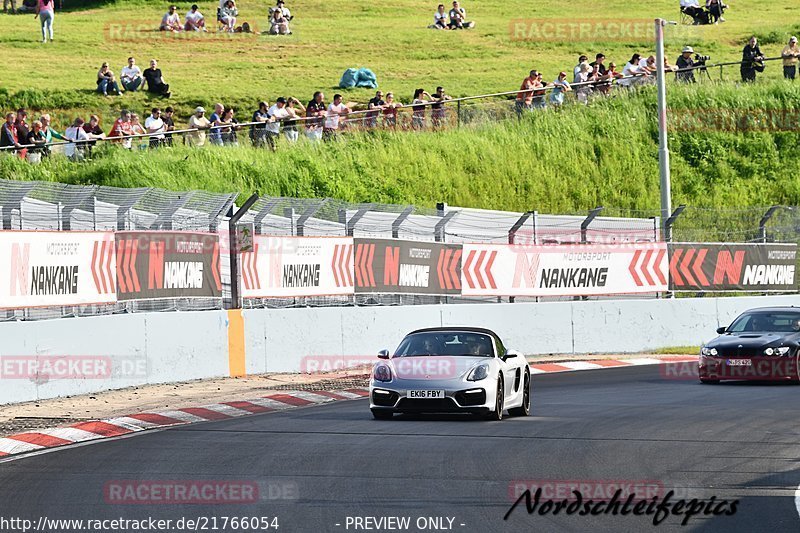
{"left": 394, "top": 332, "right": 494, "bottom": 357}
{"left": 727, "top": 312, "right": 800, "bottom": 333}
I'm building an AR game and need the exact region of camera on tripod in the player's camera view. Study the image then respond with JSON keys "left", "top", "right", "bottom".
{"left": 694, "top": 54, "right": 711, "bottom": 63}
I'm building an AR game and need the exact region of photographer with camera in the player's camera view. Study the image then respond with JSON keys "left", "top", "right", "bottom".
{"left": 741, "top": 36, "right": 765, "bottom": 82}
{"left": 676, "top": 46, "right": 697, "bottom": 83}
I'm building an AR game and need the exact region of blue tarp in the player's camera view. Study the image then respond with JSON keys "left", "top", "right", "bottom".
{"left": 339, "top": 68, "right": 378, "bottom": 89}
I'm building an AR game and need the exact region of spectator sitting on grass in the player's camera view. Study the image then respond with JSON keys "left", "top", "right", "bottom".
{"left": 382, "top": 92, "right": 402, "bottom": 128}
{"left": 143, "top": 59, "right": 170, "bottom": 98}
{"left": 549, "top": 71, "right": 571, "bottom": 106}
{"left": 706, "top": 0, "right": 726, "bottom": 23}
{"left": 269, "top": 0, "right": 292, "bottom": 34}
{"left": 305, "top": 91, "right": 326, "bottom": 141}
{"left": 1, "top": 112, "right": 21, "bottom": 155}
{"left": 26, "top": 120, "right": 48, "bottom": 162}
{"left": 185, "top": 4, "right": 207, "bottom": 31}
{"left": 323, "top": 93, "right": 349, "bottom": 141}
{"left": 680, "top": 0, "right": 708, "bottom": 25}
{"left": 430, "top": 86, "right": 451, "bottom": 128}
{"left": 108, "top": 109, "right": 133, "bottom": 149}
{"left": 431, "top": 4, "right": 448, "bottom": 30}
{"left": 64, "top": 117, "right": 89, "bottom": 161}
{"left": 448, "top": 1, "right": 473, "bottom": 29}
{"left": 97, "top": 63, "right": 121, "bottom": 96}
{"left": 269, "top": 8, "right": 289, "bottom": 35}
{"left": 781, "top": 36, "right": 799, "bottom": 80}
{"left": 188, "top": 106, "right": 211, "bottom": 146}
{"left": 411, "top": 88, "right": 431, "bottom": 129}
{"left": 220, "top": 0, "right": 237, "bottom": 33}
{"left": 121, "top": 57, "right": 143, "bottom": 92}
{"left": 145, "top": 107, "right": 166, "bottom": 148}
{"left": 265, "top": 97, "right": 289, "bottom": 150}
{"left": 283, "top": 97, "right": 304, "bottom": 142}
{"left": 160, "top": 5, "right": 183, "bottom": 32}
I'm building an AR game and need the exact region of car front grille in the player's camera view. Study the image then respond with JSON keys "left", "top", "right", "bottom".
{"left": 454, "top": 389, "right": 486, "bottom": 406}
{"left": 371, "top": 390, "right": 399, "bottom": 407}
{"left": 396, "top": 398, "right": 457, "bottom": 411}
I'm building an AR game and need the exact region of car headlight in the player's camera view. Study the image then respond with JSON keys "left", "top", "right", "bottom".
{"left": 373, "top": 364, "right": 392, "bottom": 382}
{"left": 467, "top": 363, "right": 490, "bottom": 382}
{"left": 765, "top": 347, "right": 791, "bottom": 356}
{"left": 701, "top": 347, "right": 718, "bottom": 357}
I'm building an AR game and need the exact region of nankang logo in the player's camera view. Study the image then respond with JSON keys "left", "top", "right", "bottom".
{"left": 539, "top": 267, "right": 608, "bottom": 288}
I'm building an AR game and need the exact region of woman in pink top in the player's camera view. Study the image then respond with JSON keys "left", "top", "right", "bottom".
{"left": 35, "top": 0, "right": 54, "bottom": 43}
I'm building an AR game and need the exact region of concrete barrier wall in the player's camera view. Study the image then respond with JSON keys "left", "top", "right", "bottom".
{"left": 1, "top": 294, "right": 798, "bottom": 404}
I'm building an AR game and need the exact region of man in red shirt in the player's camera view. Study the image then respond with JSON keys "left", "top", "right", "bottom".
{"left": 1, "top": 112, "right": 22, "bottom": 157}
{"left": 108, "top": 109, "right": 133, "bottom": 148}
{"left": 515, "top": 70, "right": 538, "bottom": 116}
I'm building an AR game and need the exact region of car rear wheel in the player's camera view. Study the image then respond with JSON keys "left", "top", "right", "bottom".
{"left": 371, "top": 409, "right": 393, "bottom": 420}
{"left": 484, "top": 376, "right": 504, "bottom": 421}
{"left": 509, "top": 372, "right": 531, "bottom": 416}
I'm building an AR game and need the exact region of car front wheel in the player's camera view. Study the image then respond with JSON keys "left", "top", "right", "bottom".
{"left": 484, "top": 376, "right": 504, "bottom": 421}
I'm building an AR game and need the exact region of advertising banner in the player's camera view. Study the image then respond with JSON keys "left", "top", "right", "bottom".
{"left": 460, "top": 243, "right": 668, "bottom": 297}
{"left": 241, "top": 236, "right": 354, "bottom": 298}
{"left": 0, "top": 231, "right": 117, "bottom": 309}
{"left": 115, "top": 232, "right": 222, "bottom": 300}
{"left": 668, "top": 243, "right": 797, "bottom": 291}
{"left": 353, "top": 238, "right": 462, "bottom": 295}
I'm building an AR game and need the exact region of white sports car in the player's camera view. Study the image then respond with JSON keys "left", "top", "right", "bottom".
{"left": 370, "top": 327, "right": 531, "bottom": 420}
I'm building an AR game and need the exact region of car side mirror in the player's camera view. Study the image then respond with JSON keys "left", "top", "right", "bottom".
{"left": 378, "top": 349, "right": 390, "bottom": 359}
{"left": 504, "top": 349, "right": 520, "bottom": 360}
{"left": 716, "top": 326, "right": 727, "bottom": 334}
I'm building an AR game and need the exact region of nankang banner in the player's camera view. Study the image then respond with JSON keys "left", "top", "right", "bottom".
{"left": 0, "top": 231, "right": 117, "bottom": 309}
{"left": 241, "top": 236, "right": 354, "bottom": 298}
{"left": 115, "top": 232, "right": 222, "bottom": 300}
{"left": 353, "top": 238, "right": 462, "bottom": 295}
{"left": 460, "top": 243, "right": 668, "bottom": 297}
{"left": 668, "top": 243, "right": 797, "bottom": 291}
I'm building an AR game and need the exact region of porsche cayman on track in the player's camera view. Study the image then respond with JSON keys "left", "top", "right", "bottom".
{"left": 370, "top": 327, "right": 531, "bottom": 420}
{"left": 699, "top": 307, "right": 800, "bottom": 383}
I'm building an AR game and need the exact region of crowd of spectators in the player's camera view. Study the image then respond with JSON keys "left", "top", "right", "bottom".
{"left": 156, "top": 1, "right": 293, "bottom": 35}
{"left": 430, "top": 1, "right": 474, "bottom": 30}
{"left": 95, "top": 57, "right": 170, "bottom": 98}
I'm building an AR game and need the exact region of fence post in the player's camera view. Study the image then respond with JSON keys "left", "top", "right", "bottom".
{"left": 457, "top": 101, "right": 462, "bottom": 129}
{"left": 580, "top": 206, "right": 604, "bottom": 244}
{"left": 758, "top": 205, "right": 783, "bottom": 243}
{"left": 283, "top": 207, "right": 295, "bottom": 235}
{"left": 296, "top": 200, "right": 325, "bottom": 237}
{"left": 392, "top": 206, "right": 413, "bottom": 239}
{"left": 228, "top": 193, "right": 260, "bottom": 310}
{"left": 664, "top": 204, "right": 686, "bottom": 242}
{"left": 434, "top": 204, "right": 457, "bottom": 242}
{"left": 508, "top": 211, "right": 535, "bottom": 303}
{"left": 346, "top": 205, "right": 373, "bottom": 237}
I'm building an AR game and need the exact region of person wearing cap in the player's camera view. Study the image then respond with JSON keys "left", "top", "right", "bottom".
{"left": 549, "top": 72, "right": 571, "bottom": 106}
{"left": 160, "top": 5, "right": 183, "bottom": 32}
{"left": 96, "top": 62, "right": 120, "bottom": 96}
{"left": 269, "top": 0, "right": 292, "bottom": 34}
{"left": 781, "top": 37, "right": 800, "bottom": 80}
{"left": 184, "top": 4, "right": 207, "bottom": 31}
{"left": 676, "top": 46, "right": 697, "bottom": 83}
{"left": 188, "top": 106, "right": 211, "bottom": 146}
{"left": 265, "top": 98, "right": 289, "bottom": 150}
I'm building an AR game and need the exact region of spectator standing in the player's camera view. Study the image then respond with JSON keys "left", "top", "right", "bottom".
{"left": 448, "top": 1, "right": 473, "bottom": 29}
{"left": 209, "top": 103, "right": 225, "bottom": 145}
{"left": 35, "top": 0, "right": 54, "bottom": 43}
{"left": 220, "top": 108, "right": 238, "bottom": 146}
{"left": 382, "top": 92, "right": 402, "bottom": 128}
{"left": 39, "top": 114, "right": 65, "bottom": 144}
{"left": 162, "top": 107, "right": 175, "bottom": 146}
{"left": 531, "top": 72, "right": 547, "bottom": 109}
{"left": 185, "top": 4, "right": 207, "bottom": 31}
{"left": 160, "top": 5, "right": 183, "bottom": 32}
{"left": 781, "top": 37, "right": 800, "bottom": 80}
{"left": 741, "top": 36, "right": 764, "bottom": 82}
{"left": 432, "top": 4, "right": 448, "bottom": 30}
{"left": 187, "top": 106, "right": 211, "bottom": 146}
{"left": 144, "top": 107, "right": 166, "bottom": 148}
{"left": 515, "top": 70, "right": 537, "bottom": 116}
{"left": 143, "top": 59, "right": 171, "bottom": 97}
{"left": 121, "top": 57, "right": 143, "bottom": 92}
{"left": 219, "top": 0, "right": 237, "bottom": 33}
{"left": 619, "top": 54, "right": 647, "bottom": 87}
{"left": 365, "top": 90, "right": 385, "bottom": 128}
{"left": 1, "top": 113, "right": 21, "bottom": 156}
{"left": 306, "top": 92, "right": 326, "bottom": 141}
{"left": 250, "top": 101, "right": 271, "bottom": 148}
{"left": 108, "top": 109, "right": 133, "bottom": 149}
{"left": 411, "top": 88, "right": 431, "bottom": 130}
{"left": 97, "top": 62, "right": 121, "bottom": 96}
{"left": 573, "top": 62, "right": 592, "bottom": 104}
{"left": 14, "top": 109, "right": 29, "bottom": 160}
{"left": 597, "top": 62, "right": 623, "bottom": 95}
{"left": 283, "top": 97, "right": 305, "bottom": 142}
{"left": 25, "top": 120, "right": 48, "bottom": 162}
{"left": 549, "top": 72, "right": 571, "bottom": 106}
{"left": 589, "top": 53, "right": 607, "bottom": 75}
{"left": 430, "top": 86, "right": 452, "bottom": 128}
{"left": 64, "top": 117, "right": 89, "bottom": 161}
{"left": 324, "top": 94, "right": 349, "bottom": 141}
{"left": 129, "top": 113, "right": 148, "bottom": 150}
{"left": 82, "top": 114, "right": 105, "bottom": 157}
{"left": 573, "top": 55, "right": 588, "bottom": 79}
{"left": 266, "top": 97, "right": 289, "bottom": 150}
{"left": 676, "top": 46, "right": 696, "bottom": 83}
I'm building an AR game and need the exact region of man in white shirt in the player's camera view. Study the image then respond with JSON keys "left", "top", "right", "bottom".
{"left": 264, "top": 97, "right": 289, "bottom": 150}
{"left": 188, "top": 106, "right": 211, "bottom": 146}
{"left": 64, "top": 118, "right": 90, "bottom": 161}
{"left": 160, "top": 5, "right": 183, "bottom": 32}
{"left": 185, "top": 4, "right": 206, "bottom": 31}
{"left": 448, "top": 1, "right": 473, "bottom": 29}
{"left": 432, "top": 4, "right": 448, "bottom": 29}
{"left": 619, "top": 54, "right": 648, "bottom": 87}
{"left": 144, "top": 107, "right": 166, "bottom": 148}
{"left": 120, "top": 57, "right": 143, "bottom": 92}
{"left": 323, "top": 94, "right": 349, "bottom": 141}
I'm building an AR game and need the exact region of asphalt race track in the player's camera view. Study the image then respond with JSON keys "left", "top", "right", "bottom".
{"left": 1, "top": 365, "right": 799, "bottom": 532}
